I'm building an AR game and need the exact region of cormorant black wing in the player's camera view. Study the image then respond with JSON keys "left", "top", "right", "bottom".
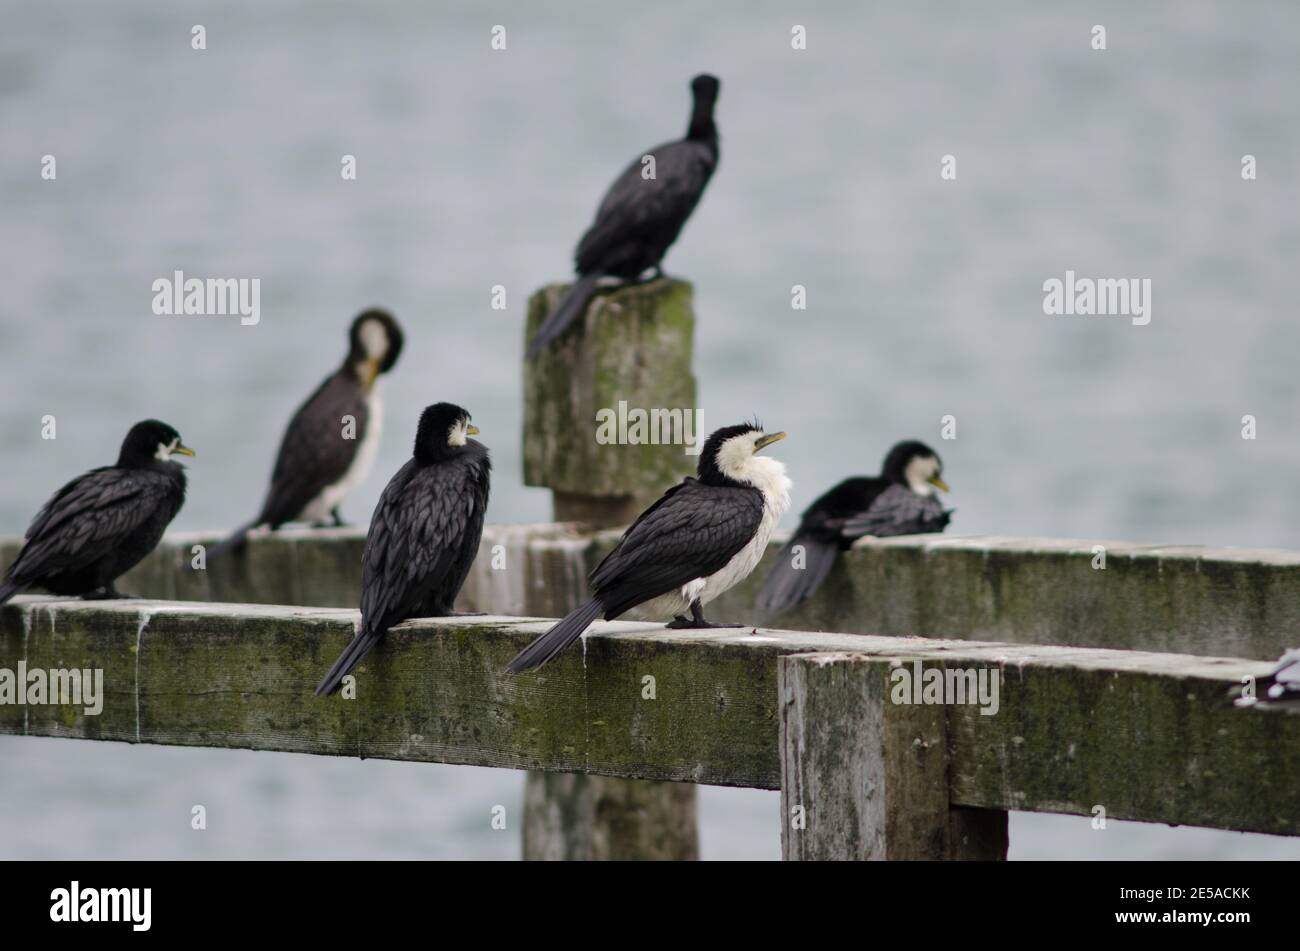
{"left": 590, "top": 477, "right": 763, "bottom": 618}
{"left": 360, "top": 452, "right": 490, "bottom": 633}
{"left": 258, "top": 372, "right": 368, "bottom": 526}
{"left": 8, "top": 467, "right": 180, "bottom": 583}
{"left": 798, "top": 476, "right": 891, "bottom": 540}
{"left": 575, "top": 139, "right": 717, "bottom": 275}
{"left": 840, "top": 485, "right": 950, "bottom": 540}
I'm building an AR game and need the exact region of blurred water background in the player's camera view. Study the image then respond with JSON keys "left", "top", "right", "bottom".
{"left": 2, "top": 0, "right": 1298, "bottom": 858}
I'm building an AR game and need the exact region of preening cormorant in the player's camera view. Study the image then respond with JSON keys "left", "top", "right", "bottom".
{"left": 316, "top": 403, "right": 490, "bottom": 696}
{"left": 756, "top": 440, "right": 950, "bottom": 614}
{"left": 506, "top": 422, "right": 789, "bottom": 672}
{"left": 0, "top": 419, "right": 192, "bottom": 603}
{"left": 213, "top": 309, "right": 403, "bottom": 557}
{"left": 525, "top": 74, "right": 721, "bottom": 358}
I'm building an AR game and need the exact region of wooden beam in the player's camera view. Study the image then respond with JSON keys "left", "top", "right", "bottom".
{"left": 780, "top": 652, "right": 1006, "bottom": 860}
{"left": 2, "top": 598, "right": 1297, "bottom": 837}
{"left": 9, "top": 529, "right": 1295, "bottom": 662}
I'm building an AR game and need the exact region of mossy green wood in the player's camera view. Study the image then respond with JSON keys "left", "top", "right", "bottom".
{"left": 522, "top": 278, "right": 698, "bottom": 515}
{"left": 5, "top": 531, "right": 1299, "bottom": 661}
{"left": 2, "top": 597, "right": 1297, "bottom": 837}
{"left": 779, "top": 652, "right": 1008, "bottom": 860}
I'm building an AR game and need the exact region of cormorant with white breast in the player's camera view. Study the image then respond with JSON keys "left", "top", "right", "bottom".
{"left": 507, "top": 422, "right": 789, "bottom": 672}
{"left": 213, "top": 308, "right": 403, "bottom": 557}
{"left": 526, "top": 74, "right": 721, "bottom": 358}
{"left": 316, "top": 403, "right": 490, "bottom": 696}
{"left": 0, "top": 419, "right": 193, "bottom": 603}
{"left": 756, "top": 440, "right": 951, "bottom": 613}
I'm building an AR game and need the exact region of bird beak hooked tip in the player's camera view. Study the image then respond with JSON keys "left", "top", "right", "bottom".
{"left": 755, "top": 432, "right": 786, "bottom": 452}
{"left": 928, "top": 476, "right": 949, "bottom": 492}
{"left": 174, "top": 444, "right": 196, "bottom": 457}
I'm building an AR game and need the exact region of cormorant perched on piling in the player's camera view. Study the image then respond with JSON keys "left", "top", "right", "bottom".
{"left": 0, "top": 420, "right": 193, "bottom": 603}
{"left": 525, "top": 74, "right": 721, "bottom": 358}
{"left": 212, "top": 309, "right": 403, "bottom": 557}
{"left": 756, "top": 440, "right": 950, "bottom": 614}
{"left": 316, "top": 403, "right": 490, "bottom": 696}
{"left": 1231, "top": 649, "right": 1300, "bottom": 708}
{"left": 506, "top": 422, "right": 789, "bottom": 673}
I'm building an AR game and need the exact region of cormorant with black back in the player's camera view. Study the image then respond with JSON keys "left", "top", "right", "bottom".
{"left": 507, "top": 421, "right": 789, "bottom": 672}
{"left": 213, "top": 308, "right": 403, "bottom": 557}
{"left": 756, "top": 440, "right": 951, "bottom": 613}
{"left": 526, "top": 74, "right": 721, "bottom": 358}
{"left": 316, "top": 403, "right": 490, "bottom": 696}
{"left": 0, "top": 419, "right": 193, "bottom": 603}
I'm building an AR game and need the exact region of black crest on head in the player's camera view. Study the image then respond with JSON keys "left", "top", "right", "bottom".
{"left": 882, "top": 440, "right": 939, "bottom": 484}
{"left": 119, "top": 419, "right": 181, "bottom": 467}
{"left": 697, "top": 421, "right": 762, "bottom": 486}
{"left": 414, "top": 402, "right": 471, "bottom": 464}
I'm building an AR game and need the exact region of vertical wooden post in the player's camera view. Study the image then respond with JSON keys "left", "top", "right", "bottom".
{"left": 520, "top": 277, "right": 701, "bottom": 861}
{"left": 779, "top": 652, "right": 1008, "bottom": 860}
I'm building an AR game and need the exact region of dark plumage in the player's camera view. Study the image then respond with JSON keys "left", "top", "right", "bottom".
{"left": 213, "top": 309, "right": 403, "bottom": 557}
{"left": 756, "top": 440, "right": 951, "bottom": 614}
{"left": 0, "top": 420, "right": 192, "bottom": 604}
{"left": 315, "top": 403, "right": 490, "bottom": 697}
{"left": 526, "top": 74, "right": 721, "bottom": 358}
{"left": 507, "top": 422, "right": 789, "bottom": 672}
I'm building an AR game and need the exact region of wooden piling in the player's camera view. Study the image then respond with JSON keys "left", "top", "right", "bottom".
{"left": 779, "top": 653, "right": 1009, "bottom": 860}
{"left": 520, "top": 277, "right": 702, "bottom": 861}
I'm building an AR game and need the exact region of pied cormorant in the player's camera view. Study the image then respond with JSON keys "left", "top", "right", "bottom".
{"left": 526, "top": 74, "right": 721, "bottom": 358}
{"left": 213, "top": 308, "right": 403, "bottom": 557}
{"left": 0, "top": 419, "right": 193, "bottom": 603}
{"left": 316, "top": 403, "right": 490, "bottom": 696}
{"left": 506, "top": 422, "right": 789, "bottom": 672}
{"left": 756, "top": 440, "right": 951, "bottom": 613}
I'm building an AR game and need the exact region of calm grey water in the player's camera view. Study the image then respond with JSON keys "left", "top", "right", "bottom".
{"left": 2, "top": 1, "right": 1298, "bottom": 858}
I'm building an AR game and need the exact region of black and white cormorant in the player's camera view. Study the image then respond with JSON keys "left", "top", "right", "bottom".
{"left": 506, "top": 422, "right": 789, "bottom": 672}
{"left": 316, "top": 403, "right": 490, "bottom": 696}
{"left": 525, "top": 74, "right": 721, "bottom": 358}
{"left": 213, "top": 308, "right": 403, "bottom": 556}
{"left": 755, "top": 440, "right": 951, "bottom": 614}
{"left": 1231, "top": 649, "right": 1300, "bottom": 708}
{"left": 0, "top": 419, "right": 193, "bottom": 603}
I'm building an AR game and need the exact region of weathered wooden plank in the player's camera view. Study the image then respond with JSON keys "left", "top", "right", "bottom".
{"left": 2, "top": 597, "right": 1296, "bottom": 836}
{"left": 724, "top": 536, "right": 1300, "bottom": 661}
{"left": 9, "top": 530, "right": 1293, "bottom": 661}
{"left": 779, "top": 652, "right": 1007, "bottom": 860}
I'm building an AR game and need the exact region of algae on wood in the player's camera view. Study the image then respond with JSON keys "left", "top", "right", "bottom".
{"left": 522, "top": 278, "right": 699, "bottom": 526}
{"left": 2, "top": 597, "right": 1298, "bottom": 839}
{"left": 780, "top": 652, "right": 1007, "bottom": 860}
{"left": 7, "top": 531, "right": 1298, "bottom": 662}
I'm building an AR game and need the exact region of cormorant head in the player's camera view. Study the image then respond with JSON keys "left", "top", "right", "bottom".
{"left": 697, "top": 421, "right": 786, "bottom": 487}
{"left": 691, "top": 74, "right": 720, "bottom": 103}
{"left": 347, "top": 308, "right": 404, "bottom": 383}
{"left": 119, "top": 419, "right": 195, "bottom": 468}
{"left": 882, "top": 440, "right": 948, "bottom": 496}
{"left": 687, "top": 74, "right": 720, "bottom": 140}
{"left": 414, "top": 402, "right": 479, "bottom": 463}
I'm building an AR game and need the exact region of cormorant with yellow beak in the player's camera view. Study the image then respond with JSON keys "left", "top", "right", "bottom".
{"left": 756, "top": 440, "right": 951, "bottom": 613}
{"left": 0, "top": 419, "right": 193, "bottom": 603}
